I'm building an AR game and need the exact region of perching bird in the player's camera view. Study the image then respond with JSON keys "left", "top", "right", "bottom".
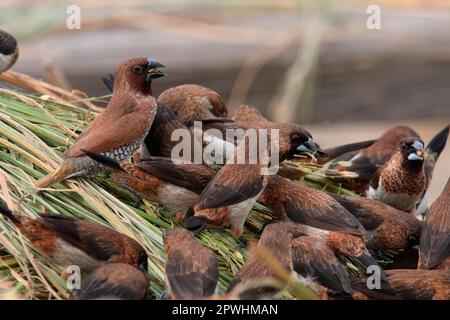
{"left": 416, "top": 125, "right": 449, "bottom": 215}
{"left": 0, "top": 203, "right": 148, "bottom": 275}
{"left": 71, "top": 263, "right": 149, "bottom": 300}
{"left": 157, "top": 84, "right": 228, "bottom": 126}
{"left": 0, "top": 29, "right": 18, "bottom": 73}
{"left": 232, "top": 105, "right": 375, "bottom": 165}
{"left": 329, "top": 194, "right": 422, "bottom": 251}
{"left": 226, "top": 221, "right": 298, "bottom": 298}
{"left": 418, "top": 177, "right": 450, "bottom": 270}
{"left": 368, "top": 137, "right": 426, "bottom": 212}
{"left": 351, "top": 269, "right": 450, "bottom": 300}
{"left": 328, "top": 125, "right": 420, "bottom": 194}
{"left": 163, "top": 228, "right": 218, "bottom": 300}
{"left": 35, "top": 58, "right": 165, "bottom": 189}
{"left": 257, "top": 175, "right": 384, "bottom": 278}
{"left": 84, "top": 151, "right": 214, "bottom": 219}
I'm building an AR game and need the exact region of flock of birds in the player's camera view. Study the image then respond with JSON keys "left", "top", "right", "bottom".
{"left": 0, "top": 29, "right": 449, "bottom": 300}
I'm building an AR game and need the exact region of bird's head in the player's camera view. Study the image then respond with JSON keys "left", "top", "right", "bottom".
{"left": 115, "top": 57, "right": 165, "bottom": 95}
{"left": 137, "top": 250, "right": 148, "bottom": 273}
{"left": 276, "top": 124, "right": 319, "bottom": 161}
{"left": 399, "top": 137, "right": 425, "bottom": 163}
{"left": 0, "top": 29, "right": 19, "bottom": 73}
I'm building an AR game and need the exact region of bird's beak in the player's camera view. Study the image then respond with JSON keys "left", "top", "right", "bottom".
{"left": 408, "top": 140, "right": 425, "bottom": 161}
{"left": 146, "top": 59, "right": 166, "bottom": 82}
{"left": 295, "top": 137, "right": 317, "bottom": 155}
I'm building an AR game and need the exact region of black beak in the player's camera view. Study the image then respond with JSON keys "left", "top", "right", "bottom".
{"left": 295, "top": 137, "right": 317, "bottom": 155}
{"left": 146, "top": 58, "right": 166, "bottom": 82}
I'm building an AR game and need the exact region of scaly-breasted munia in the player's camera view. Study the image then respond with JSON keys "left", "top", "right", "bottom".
{"left": 368, "top": 137, "right": 426, "bottom": 212}
{"left": 35, "top": 58, "right": 165, "bottom": 189}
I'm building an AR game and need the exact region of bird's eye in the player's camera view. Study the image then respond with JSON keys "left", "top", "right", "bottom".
{"left": 400, "top": 142, "right": 407, "bottom": 149}
{"left": 132, "top": 66, "right": 144, "bottom": 74}
{"left": 291, "top": 134, "right": 301, "bottom": 143}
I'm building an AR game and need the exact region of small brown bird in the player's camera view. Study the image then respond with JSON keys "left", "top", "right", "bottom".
{"left": 35, "top": 58, "right": 165, "bottom": 189}
{"left": 257, "top": 175, "right": 384, "bottom": 277}
{"left": 226, "top": 221, "right": 298, "bottom": 298}
{"left": 418, "top": 177, "right": 450, "bottom": 270}
{"left": 368, "top": 137, "right": 426, "bottom": 212}
{"left": 163, "top": 228, "right": 218, "bottom": 300}
{"left": 330, "top": 194, "right": 422, "bottom": 251}
{"left": 328, "top": 125, "right": 420, "bottom": 194}
{"left": 232, "top": 105, "right": 375, "bottom": 165}
{"left": 71, "top": 263, "right": 150, "bottom": 300}
{"left": 0, "top": 203, "right": 148, "bottom": 274}
{"left": 0, "top": 29, "right": 18, "bottom": 73}
{"left": 416, "top": 125, "right": 449, "bottom": 215}
{"left": 71, "top": 263, "right": 149, "bottom": 300}
{"left": 157, "top": 84, "right": 228, "bottom": 126}
{"left": 351, "top": 269, "right": 450, "bottom": 300}
{"left": 84, "top": 151, "right": 214, "bottom": 219}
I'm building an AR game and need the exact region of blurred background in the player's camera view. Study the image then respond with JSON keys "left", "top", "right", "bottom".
{"left": 1, "top": 0, "right": 449, "bottom": 202}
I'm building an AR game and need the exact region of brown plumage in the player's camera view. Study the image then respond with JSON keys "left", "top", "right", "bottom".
{"left": 0, "top": 204, "right": 148, "bottom": 274}
{"left": 232, "top": 105, "right": 375, "bottom": 165}
{"left": 35, "top": 58, "right": 164, "bottom": 189}
{"left": 84, "top": 151, "right": 214, "bottom": 218}
{"left": 226, "top": 221, "right": 297, "bottom": 298}
{"left": 187, "top": 137, "right": 269, "bottom": 239}
{"left": 71, "top": 263, "right": 149, "bottom": 300}
{"left": 418, "top": 177, "right": 450, "bottom": 270}
{"left": 328, "top": 125, "right": 420, "bottom": 194}
{"left": 163, "top": 228, "right": 218, "bottom": 300}
{"left": 368, "top": 137, "right": 426, "bottom": 212}
{"left": 330, "top": 194, "right": 422, "bottom": 251}
{"left": 352, "top": 269, "right": 450, "bottom": 300}
{"left": 157, "top": 84, "right": 228, "bottom": 126}
{"left": 0, "top": 29, "right": 19, "bottom": 73}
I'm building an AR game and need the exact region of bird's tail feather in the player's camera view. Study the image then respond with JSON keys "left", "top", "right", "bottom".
{"left": 0, "top": 202, "right": 19, "bottom": 224}
{"left": 35, "top": 163, "right": 77, "bottom": 189}
{"left": 426, "top": 125, "right": 449, "bottom": 158}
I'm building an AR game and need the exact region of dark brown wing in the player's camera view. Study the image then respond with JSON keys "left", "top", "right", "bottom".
{"left": 197, "top": 163, "right": 264, "bottom": 210}
{"left": 292, "top": 235, "right": 352, "bottom": 294}
{"left": 282, "top": 183, "right": 365, "bottom": 235}
{"left": 419, "top": 179, "right": 450, "bottom": 268}
{"left": 143, "top": 103, "right": 188, "bottom": 158}
{"left": 166, "top": 246, "right": 218, "bottom": 299}
{"left": 72, "top": 263, "right": 148, "bottom": 300}
{"left": 64, "top": 96, "right": 156, "bottom": 158}
{"left": 41, "top": 215, "right": 140, "bottom": 261}
{"left": 138, "top": 157, "right": 214, "bottom": 194}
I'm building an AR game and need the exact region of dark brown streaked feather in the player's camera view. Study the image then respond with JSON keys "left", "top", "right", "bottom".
{"left": 71, "top": 263, "right": 149, "bottom": 300}
{"left": 258, "top": 175, "right": 365, "bottom": 236}
{"left": 419, "top": 177, "right": 450, "bottom": 269}
{"left": 292, "top": 235, "right": 352, "bottom": 294}
{"left": 164, "top": 228, "right": 218, "bottom": 300}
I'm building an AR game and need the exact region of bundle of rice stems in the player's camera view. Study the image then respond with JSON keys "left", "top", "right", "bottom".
{"left": 0, "top": 72, "right": 369, "bottom": 300}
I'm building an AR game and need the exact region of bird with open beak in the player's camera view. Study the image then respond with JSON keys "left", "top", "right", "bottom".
{"left": 418, "top": 177, "right": 450, "bottom": 270}
{"left": 0, "top": 203, "right": 148, "bottom": 276}
{"left": 71, "top": 263, "right": 149, "bottom": 300}
{"left": 157, "top": 84, "right": 228, "bottom": 126}
{"left": 368, "top": 137, "right": 426, "bottom": 212}
{"left": 327, "top": 125, "right": 420, "bottom": 194}
{"left": 35, "top": 58, "right": 165, "bottom": 189}
{"left": 163, "top": 228, "right": 219, "bottom": 300}
{"left": 83, "top": 151, "right": 214, "bottom": 219}
{"left": 330, "top": 194, "right": 422, "bottom": 251}
{"left": 0, "top": 29, "right": 18, "bottom": 73}
{"left": 185, "top": 127, "right": 317, "bottom": 239}
{"left": 258, "top": 175, "right": 385, "bottom": 280}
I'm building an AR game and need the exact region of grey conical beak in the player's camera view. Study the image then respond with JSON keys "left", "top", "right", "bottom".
{"left": 296, "top": 137, "right": 317, "bottom": 154}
